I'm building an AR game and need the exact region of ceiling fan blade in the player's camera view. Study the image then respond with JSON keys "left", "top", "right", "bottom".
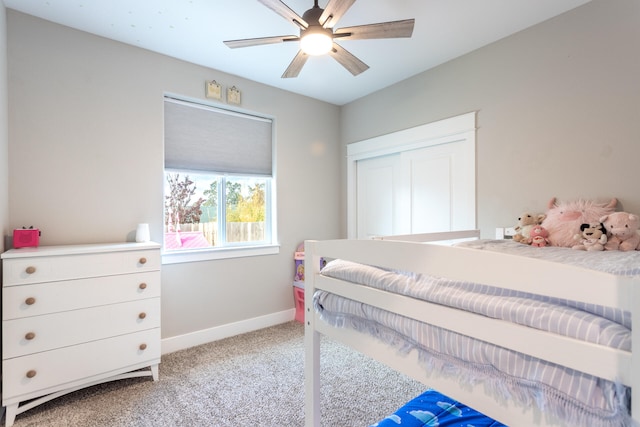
{"left": 334, "top": 19, "right": 415, "bottom": 40}
{"left": 319, "top": 0, "right": 356, "bottom": 29}
{"left": 258, "top": 0, "right": 308, "bottom": 30}
{"left": 282, "top": 50, "right": 309, "bottom": 78}
{"left": 329, "top": 43, "right": 369, "bottom": 76}
{"left": 224, "top": 35, "right": 299, "bottom": 49}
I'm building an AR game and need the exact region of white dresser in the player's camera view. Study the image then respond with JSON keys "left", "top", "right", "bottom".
{"left": 1, "top": 242, "right": 161, "bottom": 427}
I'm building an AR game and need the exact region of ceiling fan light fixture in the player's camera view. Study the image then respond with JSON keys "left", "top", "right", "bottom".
{"left": 223, "top": 0, "right": 415, "bottom": 78}
{"left": 300, "top": 27, "right": 333, "bottom": 56}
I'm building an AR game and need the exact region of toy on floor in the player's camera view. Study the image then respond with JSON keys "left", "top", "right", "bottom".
{"left": 572, "top": 222, "right": 607, "bottom": 251}
{"left": 541, "top": 197, "right": 617, "bottom": 247}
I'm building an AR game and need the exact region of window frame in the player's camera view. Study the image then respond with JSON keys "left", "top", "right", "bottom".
{"left": 161, "top": 95, "right": 279, "bottom": 265}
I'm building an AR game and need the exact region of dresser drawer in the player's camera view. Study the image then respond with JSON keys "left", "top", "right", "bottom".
{"left": 3, "top": 248, "right": 160, "bottom": 286}
{"left": 3, "top": 328, "right": 160, "bottom": 401}
{"left": 3, "top": 298, "right": 160, "bottom": 359}
{"left": 2, "top": 271, "right": 160, "bottom": 320}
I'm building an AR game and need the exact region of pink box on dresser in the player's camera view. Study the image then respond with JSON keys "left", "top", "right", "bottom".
{"left": 13, "top": 228, "right": 41, "bottom": 248}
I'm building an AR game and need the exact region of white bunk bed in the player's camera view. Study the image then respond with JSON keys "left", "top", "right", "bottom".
{"left": 303, "top": 230, "right": 639, "bottom": 427}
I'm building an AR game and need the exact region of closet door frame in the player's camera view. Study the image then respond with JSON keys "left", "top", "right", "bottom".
{"left": 347, "top": 112, "right": 477, "bottom": 239}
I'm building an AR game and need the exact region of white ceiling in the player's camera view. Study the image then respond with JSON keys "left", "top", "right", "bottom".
{"left": 4, "top": 0, "right": 591, "bottom": 105}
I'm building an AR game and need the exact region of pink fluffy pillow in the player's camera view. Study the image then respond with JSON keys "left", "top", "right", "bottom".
{"left": 541, "top": 197, "right": 617, "bottom": 247}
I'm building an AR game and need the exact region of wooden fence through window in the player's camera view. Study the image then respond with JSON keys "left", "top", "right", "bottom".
{"left": 171, "top": 222, "right": 265, "bottom": 245}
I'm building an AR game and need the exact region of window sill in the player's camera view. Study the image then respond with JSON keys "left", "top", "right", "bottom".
{"left": 162, "top": 244, "right": 280, "bottom": 265}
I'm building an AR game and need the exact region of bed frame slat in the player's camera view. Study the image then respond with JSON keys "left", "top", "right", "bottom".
{"left": 316, "top": 275, "right": 632, "bottom": 385}
{"left": 314, "top": 239, "right": 633, "bottom": 310}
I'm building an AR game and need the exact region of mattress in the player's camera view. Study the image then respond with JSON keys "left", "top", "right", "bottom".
{"left": 315, "top": 240, "right": 635, "bottom": 427}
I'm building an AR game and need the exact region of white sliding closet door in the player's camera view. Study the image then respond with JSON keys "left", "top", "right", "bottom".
{"left": 356, "top": 154, "right": 402, "bottom": 239}
{"left": 348, "top": 112, "right": 476, "bottom": 239}
{"left": 401, "top": 137, "right": 476, "bottom": 234}
{"left": 402, "top": 147, "right": 452, "bottom": 233}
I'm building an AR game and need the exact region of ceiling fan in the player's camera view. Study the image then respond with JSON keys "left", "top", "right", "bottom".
{"left": 223, "top": 0, "right": 415, "bottom": 78}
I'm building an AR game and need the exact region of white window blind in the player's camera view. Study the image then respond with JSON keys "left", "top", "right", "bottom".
{"left": 164, "top": 98, "right": 273, "bottom": 176}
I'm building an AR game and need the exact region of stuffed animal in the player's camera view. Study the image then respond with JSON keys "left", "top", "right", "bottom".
{"left": 529, "top": 225, "right": 549, "bottom": 247}
{"left": 541, "top": 197, "right": 617, "bottom": 247}
{"left": 572, "top": 222, "right": 607, "bottom": 251}
{"left": 513, "top": 212, "right": 545, "bottom": 243}
{"left": 600, "top": 212, "right": 640, "bottom": 251}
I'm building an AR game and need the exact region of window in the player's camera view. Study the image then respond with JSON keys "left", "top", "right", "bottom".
{"left": 163, "top": 97, "right": 277, "bottom": 263}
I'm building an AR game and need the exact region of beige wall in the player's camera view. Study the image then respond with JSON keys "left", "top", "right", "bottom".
{"left": 341, "top": 0, "right": 640, "bottom": 237}
{"left": 4, "top": 0, "right": 639, "bottom": 344}
{"left": 6, "top": 11, "right": 342, "bottom": 340}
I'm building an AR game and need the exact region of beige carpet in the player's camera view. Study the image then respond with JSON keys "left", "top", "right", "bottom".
{"left": 4, "top": 321, "right": 426, "bottom": 427}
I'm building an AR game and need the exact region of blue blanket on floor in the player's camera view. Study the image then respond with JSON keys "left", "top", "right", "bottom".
{"left": 371, "top": 389, "right": 506, "bottom": 427}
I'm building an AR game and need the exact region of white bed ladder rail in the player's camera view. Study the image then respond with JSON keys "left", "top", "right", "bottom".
{"left": 304, "top": 240, "right": 322, "bottom": 427}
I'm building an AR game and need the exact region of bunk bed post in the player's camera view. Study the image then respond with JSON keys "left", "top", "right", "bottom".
{"left": 304, "top": 240, "right": 321, "bottom": 427}
{"left": 633, "top": 275, "right": 640, "bottom": 426}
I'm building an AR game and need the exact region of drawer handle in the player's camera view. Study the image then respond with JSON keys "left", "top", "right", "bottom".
{"left": 139, "top": 283, "right": 147, "bottom": 290}
{"left": 139, "top": 343, "right": 148, "bottom": 351}
{"left": 139, "top": 257, "right": 147, "bottom": 265}
{"left": 25, "top": 297, "right": 36, "bottom": 306}
{"left": 26, "top": 370, "right": 37, "bottom": 379}
{"left": 25, "top": 332, "right": 36, "bottom": 340}
{"left": 25, "top": 266, "right": 36, "bottom": 274}
{"left": 138, "top": 312, "right": 147, "bottom": 319}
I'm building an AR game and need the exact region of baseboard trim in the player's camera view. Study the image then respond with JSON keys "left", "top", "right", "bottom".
{"left": 160, "top": 308, "right": 296, "bottom": 355}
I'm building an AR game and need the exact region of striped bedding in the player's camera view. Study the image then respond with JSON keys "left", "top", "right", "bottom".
{"left": 315, "top": 240, "right": 636, "bottom": 427}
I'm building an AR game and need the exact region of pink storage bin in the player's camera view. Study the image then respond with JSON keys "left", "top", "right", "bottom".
{"left": 293, "top": 286, "right": 305, "bottom": 323}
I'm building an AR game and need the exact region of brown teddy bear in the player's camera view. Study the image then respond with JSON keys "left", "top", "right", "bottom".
{"left": 513, "top": 212, "right": 546, "bottom": 244}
